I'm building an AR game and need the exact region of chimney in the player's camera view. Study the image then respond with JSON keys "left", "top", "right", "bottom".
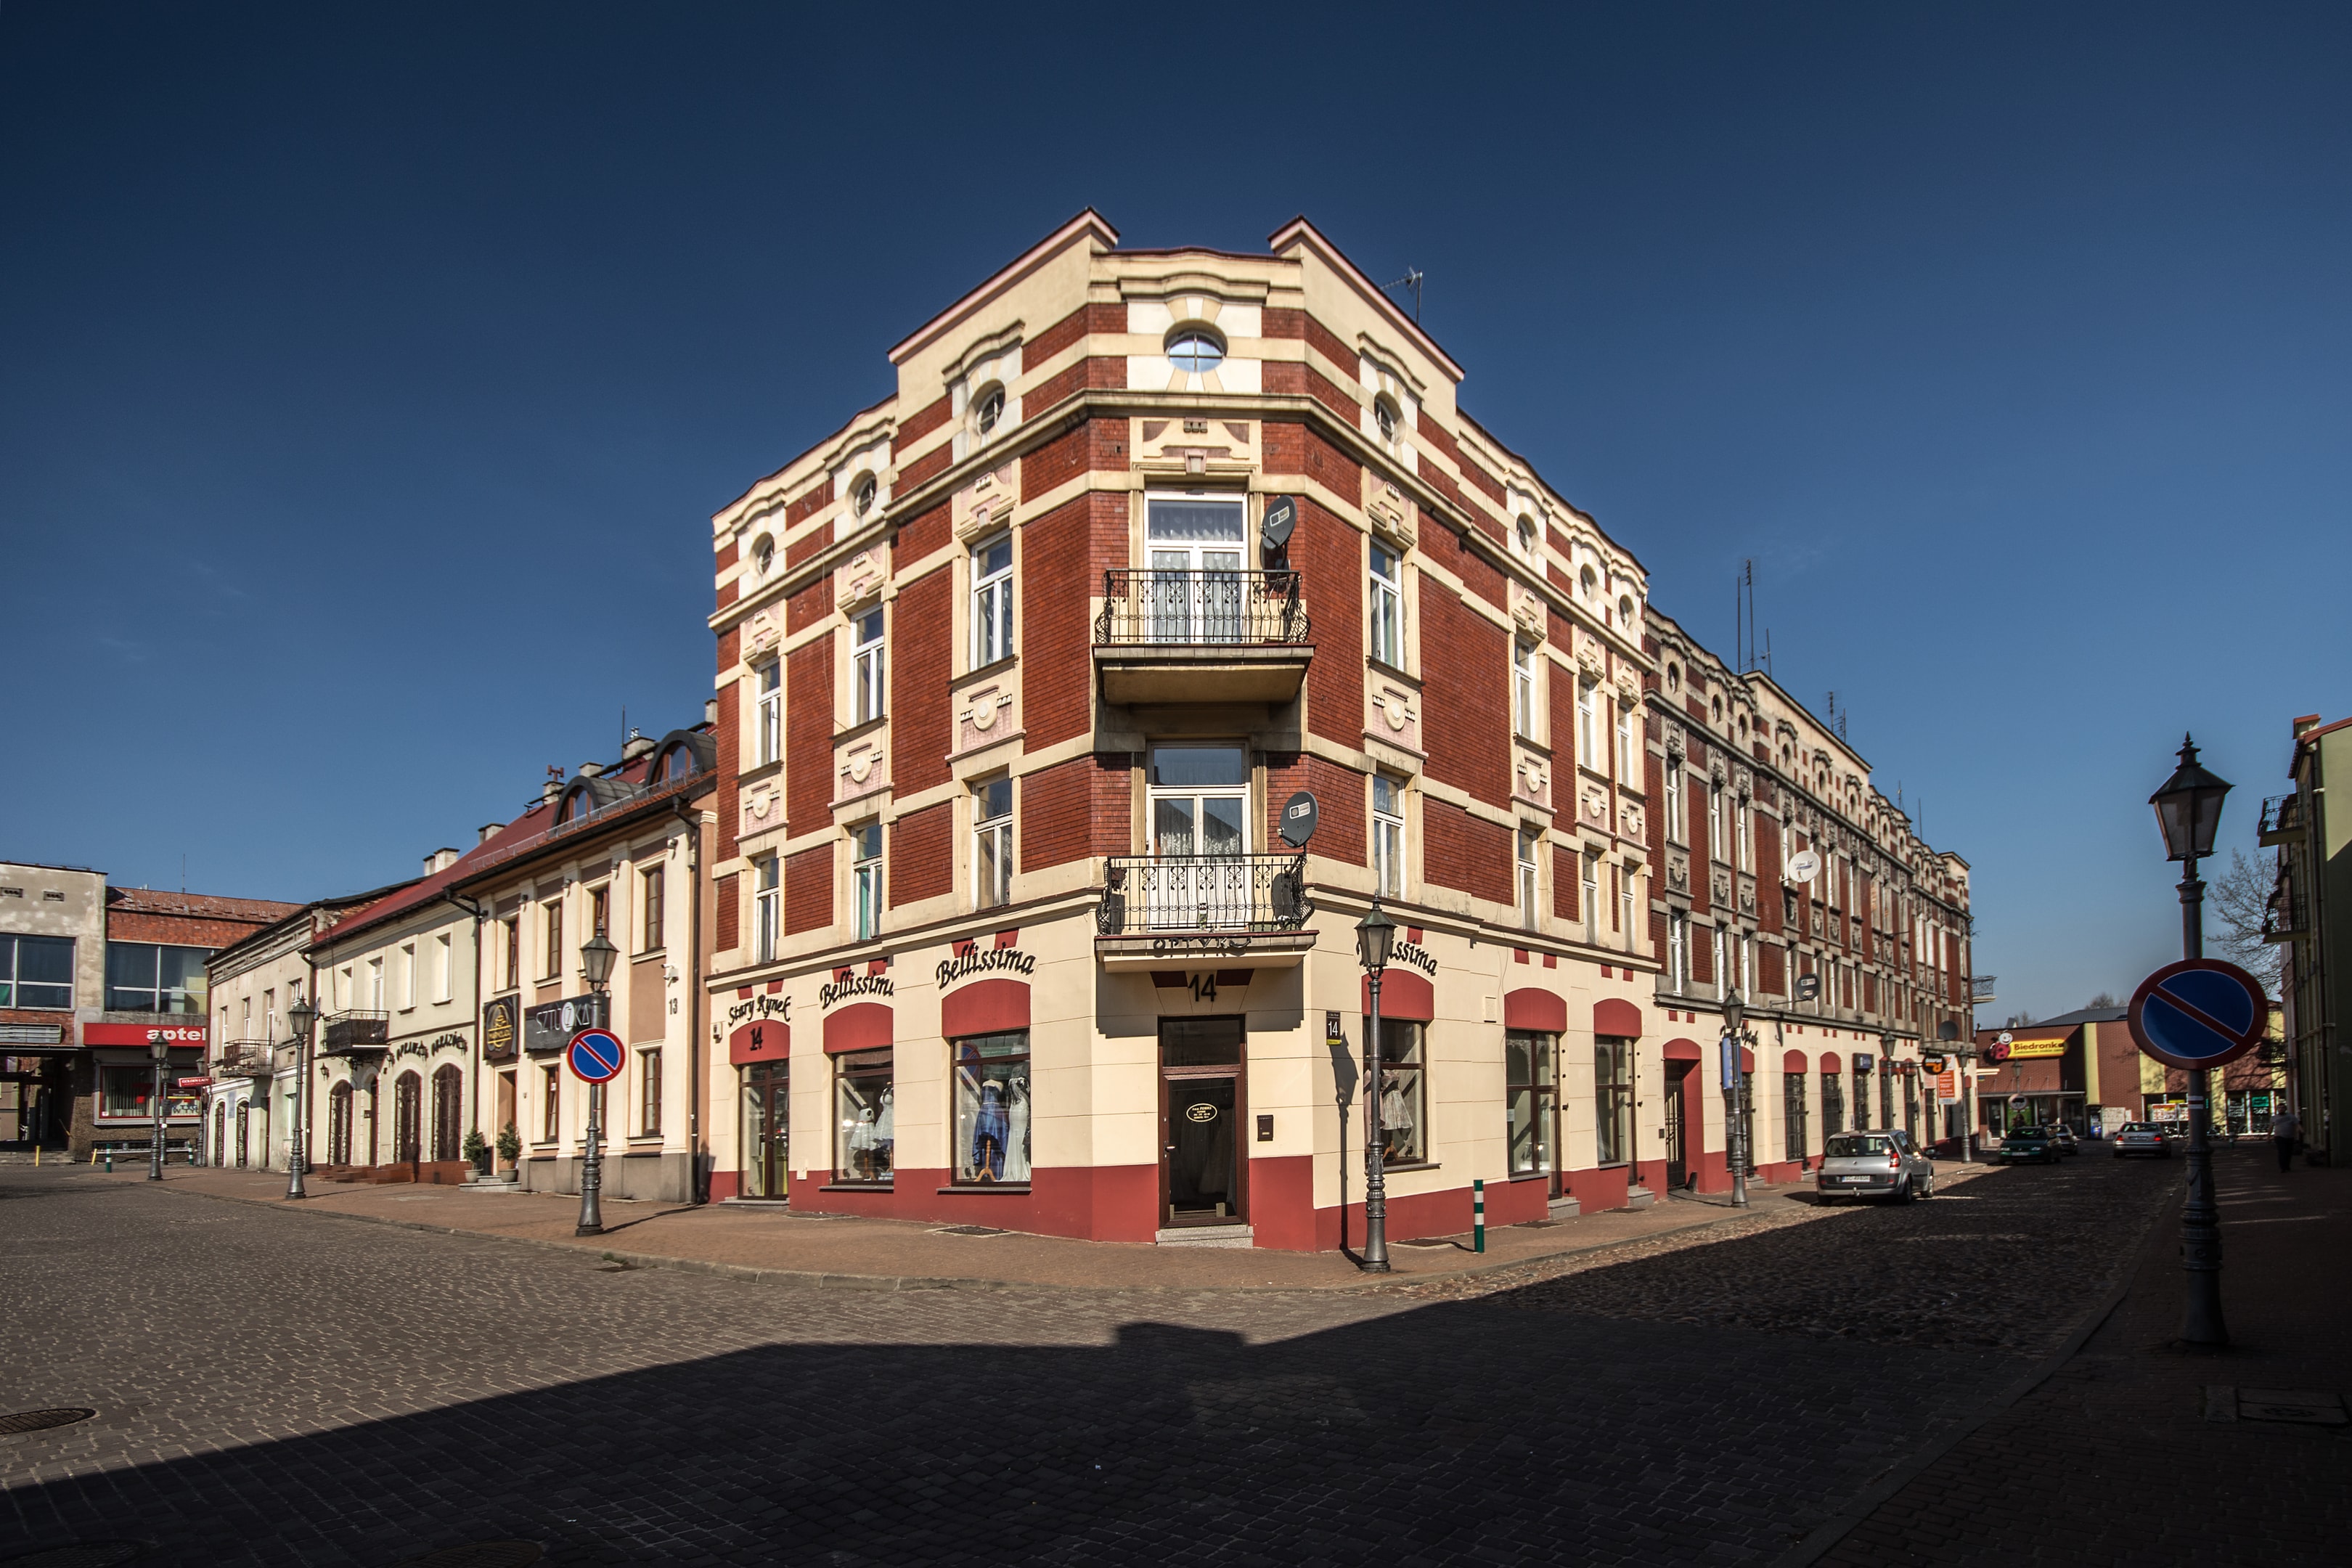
{"left": 621, "top": 728, "right": 656, "bottom": 764}
{"left": 478, "top": 823, "right": 502, "bottom": 846}
{"left": 424, "top": 848, "right": 460, "bottom": 875}
{"left": 542, "top": 765, "right": 565, "bottom": 804}
{"left": 577, "top": 761, "right": 605, "bottom": 779}
{"left": 704, "top": 697, "right": 719, "bottom": 727}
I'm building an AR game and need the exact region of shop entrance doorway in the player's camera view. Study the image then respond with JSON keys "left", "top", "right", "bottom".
{"left": 393, "top": 1071, "right": 422, "bottom": 1164}
{"left": 1161, "top": 1016, "right": 1245, "bottom": 1228}
{"left": 741, "top": 1061, "right": 790, "bottom": 1200}
{"left": 1665, "top": 1060, "right": 1694, "bottom": 1189}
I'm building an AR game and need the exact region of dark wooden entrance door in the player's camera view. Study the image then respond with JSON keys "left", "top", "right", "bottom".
{"left": 326, "top": 1084, "right": 351, "bottom": 1166}
{"left": 393, "top": 1071, "right": 422, "bottom": 1164}
{"left": 1161, "top": 1017, "right": 1246, "bottom": 1228}
{"left": 1665, "top": 1060, "right": 1694, "bottom": 1188}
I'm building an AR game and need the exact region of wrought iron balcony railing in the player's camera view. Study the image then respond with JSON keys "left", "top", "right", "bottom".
{"left": 1970, "top": 975, "right": 1998, "bottom": 1005}
{"left": 1093, "top": 570, "right": 1310, "bottom": 647}
{"left": 321, "top": 1010, "right": 391, "bottom": 1053}
{"left": 213, "top": 1041, "right": 279, "bottom": 1079}
{"left": 1097, "top": 854, "right": 1311, "bottom": 937}
{"left": 2264, "top": 878, "right": 2309, "bottom": 944}
{"left": 2260, "top": 793, "right": 2305, "bottom": 846}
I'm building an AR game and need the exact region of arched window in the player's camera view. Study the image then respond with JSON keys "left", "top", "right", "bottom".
{"left": 658, "top": 744, "right": 698, "bottom": 782}
{"left": 431, "top": 1063, "right": 464, "bottom": 1163}
{"left": 1373, "top": 398, "right": 1398, "bottom": 442}
{"left": 974, "top": 388, "right": 1005, "bottom": 436}
{"left": 1516, "top": 517, "right": 1538, "bottom": 557}
{"left": 393, "top": 1071, "right": 423, "bottom": 1165}
{"left": 853, "top": 477, "right": 878, "bottom": 516}
{"left": 754, "top": 535, "right": 774, "bottom": 576}
{"left": 1167, "top": 330, "right": 1224, "bottom": 374}
{"left": 327, "top": 1080, "right": 354, "bottom": 1167}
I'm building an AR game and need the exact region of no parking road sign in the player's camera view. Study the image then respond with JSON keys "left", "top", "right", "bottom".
{"left": 2128, "top": 958, "right": 2270, "bottom": 1071}
{"left": 566, "top": 1026, "right": 626, "bottom": 1085}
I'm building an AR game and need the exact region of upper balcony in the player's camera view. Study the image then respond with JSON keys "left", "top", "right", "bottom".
{"left": 320, "top": 1010, "right": 390, "bottom": 1055}
{"left": 2260, "top": 793, "right": 2305, "bottom": 848}
{"left": 1093, "top": 569, "right": 1312, "bottom": 706}
{"left": 1095, "top": 852, "right": 1316, "bottom": 971}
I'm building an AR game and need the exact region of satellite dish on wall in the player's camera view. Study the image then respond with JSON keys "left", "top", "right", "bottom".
{"left": 1262, "top": 494, "right": 1298, "bottom": 549}
{"left": 1786, "top": 849, "right": 1821, "bottom": 883}
{"left": 1279, "top": 791, "right": 1318, "bottom": 849}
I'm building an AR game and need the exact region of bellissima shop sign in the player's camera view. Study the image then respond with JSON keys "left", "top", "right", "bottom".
{"left": 936, "top": 944, "right": 1035, "bottom": 989}
{"left": 820, "top": 971, "right": 894, "bottom": 1008}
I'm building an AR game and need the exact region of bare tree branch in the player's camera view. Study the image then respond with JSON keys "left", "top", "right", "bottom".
{"left": 2208, "top": 848, "right": 2283, "bottom": 992}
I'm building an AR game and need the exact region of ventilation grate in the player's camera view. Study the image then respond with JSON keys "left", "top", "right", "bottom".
{"left": 0, "top": 1409, "right": 96, "bottom": 1437}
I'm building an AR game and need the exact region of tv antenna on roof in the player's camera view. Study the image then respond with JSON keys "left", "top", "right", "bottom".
{"left": 1383, "top": 268, "right": 1425, "bottom": 322}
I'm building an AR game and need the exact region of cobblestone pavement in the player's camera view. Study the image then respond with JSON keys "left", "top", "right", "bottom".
{"left": 1819, "top": 1146, "right": 2352, "bottom": 1568}
{"left": 0, "top": 1156, "right": 2173, "bottom": 1567}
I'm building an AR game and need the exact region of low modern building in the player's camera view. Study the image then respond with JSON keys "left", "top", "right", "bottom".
{"left": 0, "top": 859, "right": 297, "bottom": 1159}
{"left": 693, "top": 212, "right": 1974, "bottom": 1248}
{"left": 2268, "top": 712, "right": 2349, "bottom": 1164}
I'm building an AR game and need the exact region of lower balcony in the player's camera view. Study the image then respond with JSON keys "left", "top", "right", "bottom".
{"left": 1093, "top": 569, "right": 1313, "bottom": 706}
{"left": 213, "top": 1041, "right": 281, "bottom": 1079}
{"left": 1095, "top": 853, "right": 1317, "bottom": 971}
{"left": 321, "top": 1010, "right": 390, "bottom": 1055}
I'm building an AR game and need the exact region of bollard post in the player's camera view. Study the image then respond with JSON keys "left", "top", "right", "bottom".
{"left": 1473, "top": 1177, "right": 1486, "bottom": 1254}
{"left": 105, "top": 1148, "right": 115, "bottom": 1174}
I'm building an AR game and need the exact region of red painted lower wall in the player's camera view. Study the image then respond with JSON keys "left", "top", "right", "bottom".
{"left": 708, "top": 1169, "right": 740, "bottom": 1201}
{"left": 738, "top": 1163, "right": 1160, "bottom": 1242}
{"left": 1564, "top": 1164, "right": 1630, "bottom": 1212}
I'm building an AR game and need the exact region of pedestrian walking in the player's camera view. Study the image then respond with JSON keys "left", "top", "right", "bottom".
{"left": 2271, "top": 1106, "right": 2303, "bottom": 1172}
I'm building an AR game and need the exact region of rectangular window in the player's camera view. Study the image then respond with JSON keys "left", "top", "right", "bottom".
{"left": 1371, "top": 776, "right": 1405, "bottom": 899}
{"left": 400, "top": 944, "right": 417, "bottom": 1008}
{"left": 952, "top": 1030, "right": 1029, "bottom": 1185}
{"left": 852, "top": 823, "right": 883, "bottom": 941}
{"left": 1667, "top": 911, "right": 1688, "bottom": 993}
{"left": 367, "top": 957, "right": 384, "bottom": 1011}
{"left": 1595, "top": 1037, "right": 1633, "bottom": 1164}
{"left": 1369, "top": 544, "right": 1403, "bottom": 666}
{"left": 1618, "top": 864, "right": 1633, "bottom": 942}
{"left": 1577, "top": 680, "right": 1598, "bottom": 772}
{"left": 502, "top": 918, "right": 520, "bottom": 990}
{"left": 0, "top": 934, "right": 75, "bottom": 1009}
{"left": 434, "top": 934, "right": 452, "bottom": 1003}
{"left": 754, "top": 854, "right": 781, "bottom": 964}
{"left": 834, "top": 1048, "right": 894, "bottom": 1184}
{"left": 1736, "top": 799, "right": 1751, "bottom": 871}
{"left": 1617, "top": 708, "right": 1636, "bottom": 785}
{"left": 589, "top": 885, "right": 609, "bottom": 939}
{"left": 542, "top": 902, "right": 563, "bottom": 980}
{"left": 972, "top": 534, "right": 1014, "bottom": 666}
{"left": 756, "top": 659, "right": 782, "bottom": 767}
{"left": 1741, "top": 932, "right": 1755, "bottom": 995}
{"left": 1506, "top": 1029, "right": 1556, "bottom": 1177}
{"left": 264, "top": 988, "right": 277, "bottom": 1042}
{"left": 541, "top": 1065, "right": 560, "bottom": 1142}
{"left": 973, "top": 778, "right": 1013, "bottom": 910}
{"left": 852, "top": 608, "right": 886, "bottom": 724}
{"left": 1511, "top": 641, "right": 1537, "bottom": 738}
{"left": 1582, "top": 853, "right": 1599, "bottom": 945}
{"left": 1784, "top": 1071, "right": 1809, "bottom": 1161}
{"left": 640, "top": 1048, "right": 663, "bottom": 1137}
{"left": 1664, "top": 757, "right": 1684, "bottom": 843}
{"left": 1714, "top": 928, "right": 1729, "bottom": 999}
{"left": 640, "top": 866, "right": 665, "bottom": 952}
{"left": 1821, "top": 1070, "right": 1845, "bottom": 1137}
{"left": 1710, "top": 784, "right": 1728, "bottom": 863}
{"left": 1146, "top": 494, "right": 1246, "bottom": 642}
{"left": 1517, "top": 828, "right": 1540, "bottom": 927}
{"left": 104, "top": 942, "right": 208, "bottom": 1013}
{"left": 99, "top": 1065, "right": 199, "bottom": 1122}
{"left": 1375, "top": 1018, "right": 1427, "bottom": 1166}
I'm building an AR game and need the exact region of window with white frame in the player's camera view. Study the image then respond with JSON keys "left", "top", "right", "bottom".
{"left": 1736, "top": 798, "right": 1752, "bottom": 872}
{"left": 1371, "top": 775, "right": 1405, "bottom": 899}
{"left": 1577, "top": 680, "right": 1598, "bottom": 772}
{"left": 852, "top": 609, "right": 885, "bottom": 725}
{"left": 1710, "top": 782, "right": 1728, "bottom": 862}
{"left": 434, "top": 934, "right": 452, "bottom": 1002}
{"left": 1713, "top": 927, "right": 1729, "bottom": 1000}
{"left": 1517, "top": 828, "right": 1540, "bottom": 926}
{"left": 973, "top": 777, "right": 1013, "bottom": 910}
{"left": 400, "top": 943, "right": 417, "bottom": 1008}
{"left": 1369, "top": 544, "right": 1403, "bottom": 667}
{"left": 640, "top": 1048, "right": 663, "bottom": 1136}
{"left": 1619, "top": 862, "right": 1635, "bottom": 942}
{"left": 541, "top": 899, "right": 563, "bottom": 979}
{"left": 972, "top": 534, "right": 1013, "bottom": 666}
{"left": 368, "top": 957, "right": 385, "bottom": 1011}
{"left": 1741, "top": 931, "right": 1755, "bottom": 995}
{"left": 1512, "top": 640, "right": 1538, "bottom": 738}
{"left": 754, "top": 855, "right": 780, "bottom": 964}
{"left": 852, "top": 822, "right": 883, "bottom": 941}
{"left": 756, "top": 660, "right": 781, "bottom": 766}
{"left": 1668, "top": 910, "right": 1688, "bottom": 992}
{"left": 1616, "top": 706, "right": 1636, "bottom": 785}
{"left": 1664, "top": 756, "right": 1685, "bottom": 843}
{"left": 1582, "top": 852, "right": 1599, "bottom": 944}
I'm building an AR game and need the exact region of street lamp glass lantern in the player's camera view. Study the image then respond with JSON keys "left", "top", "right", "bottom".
{"left": 579, "top": 932, "right": 619, "bottom": 989}
{"left": 149, "top": 1034, "right": 169, "bottom": 1062}
{"left": 288, "top": 998, "right": 317, "bottom": 1037}
{"left": 1355, "top": 902, "right": 1396, "bottom": 976}
{"left": 2149, "top": 734, "right": 2231, "bottom": 862}
{"left": 1722, "top": 987, "right": 1744, "bottom": 1036}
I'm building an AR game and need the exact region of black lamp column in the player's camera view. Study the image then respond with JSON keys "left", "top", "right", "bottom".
{"left": 146, "top": 1032, "right": 169, "bottom": 1180}
{"left": 2152, "top": 733, "right": 2233, "bottom": 1347}
{"left": 1723, "top": 989, "right": 1749, "bottom": 1208}
{"left": 1355, "top": 902, "right": 1396, "bottom": 1272}
{"left": 576, "top": 931, "right": 619, "bottom": 1238}
{"left": 286, "top": 997, "right": 317, "bottom": 1199}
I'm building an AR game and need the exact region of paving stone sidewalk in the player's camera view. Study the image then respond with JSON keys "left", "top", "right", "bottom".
{"left": 1816, "top": 1144, "right": 2352, "bottom": 1567}
{"left": 135, "top": 1161, "right": 1985, "bottom": 1293}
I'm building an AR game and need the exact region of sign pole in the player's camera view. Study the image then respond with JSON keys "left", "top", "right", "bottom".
{"left": 578, "top": 1079, "right": 605, "bottom": 1238}
{"left": 2178, "top": 849, "right": 2226, "bottom": 1347}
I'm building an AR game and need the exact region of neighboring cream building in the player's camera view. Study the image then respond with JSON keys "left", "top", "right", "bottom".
{"left": 687, "top": 212, "right": 1974, "bottom": 1249}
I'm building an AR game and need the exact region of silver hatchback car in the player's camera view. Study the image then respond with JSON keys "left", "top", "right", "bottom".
{"left": 1816, "top": 1128, "right": 1937, "bottom": 1202}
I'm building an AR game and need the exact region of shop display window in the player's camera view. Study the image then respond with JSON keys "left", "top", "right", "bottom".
{"left": 1821, "top": 1072, "right": 1846, "bottom": 1137}
{"left": 1506, "top": 1029, "right": 1554, "bottom": 1177}
{"left": 952, "top": 1031, "right": 1030, "bottom": 1185}
{"left": 1376, "top": 1018, "right": 1426, "bottom": 1166}
{"left": 98, "top": 1066, "right": 199, "bottom": 1121}
{"left": 834, "top": 1048, "right": 894, "bottom": 1185}
{"left": 1595, "top": 1037, "right": 1633, "bottom": 1164}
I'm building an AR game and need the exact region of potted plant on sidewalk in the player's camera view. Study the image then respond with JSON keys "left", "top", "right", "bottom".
{"left": 462, "top": 1127, "right": 490, "bottom": 1179}
{"left": 495, "top": 1122, "right": 522, "bottom": 1181}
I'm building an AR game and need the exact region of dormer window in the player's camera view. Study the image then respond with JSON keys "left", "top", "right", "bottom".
{"left": 853, "top": 477, "right": 878, "bottom": 516}
{"left": 975, "top": 388, "right": 1004, "bottom": 436}
{"left": 1167, "top": 330, "right": 1224, "bottom": 374}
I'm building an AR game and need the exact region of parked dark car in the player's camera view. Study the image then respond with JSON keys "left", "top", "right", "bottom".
{"left": 1998, "top": 1126, "right": 2060, "bottom": 1164}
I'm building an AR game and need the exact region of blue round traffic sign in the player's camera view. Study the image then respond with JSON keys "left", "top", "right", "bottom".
{"left": 567, "top": 1026, "right": 626, "bottom": 1085}
{"left": 2127, "top": 958, "right": 2269, "bottom": 1071}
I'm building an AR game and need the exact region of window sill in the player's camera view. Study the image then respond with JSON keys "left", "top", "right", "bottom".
{"left": 833, "top": 714, "right": 889, "bottom": 748}
{"left": 738, "top": 757, "right": 784, "bottom": 787}
{"left": 1365, "top": 656, "right": 1421, "bottom": 690}
{"left": 634, "top": 947, "right": 666, "bottom": 962}
{"left": 820, "top": 1182, "right": 894, "bottom": 1193}
{"left": 936, "top": 1184, "right": 1032, "bottom": 1196}
{"left": 1379, "top": 1160, "right": 1440, "bottom": 1175}
{"left": 960, "top": 653, "right": 1018, "bottom": 685}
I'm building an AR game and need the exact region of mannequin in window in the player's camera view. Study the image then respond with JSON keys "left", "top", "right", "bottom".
{"left": 874, "top": 1085, "right": 895, "bottom": 1176}
{"left": 1003, "top": 1077, "right": 1032, "bottom": 1182}
{"left": 971, "top": 1079, "right": 1009, "bottom": 1181}
{"left": 1381, "top": 1071, "right": 1418, "bottom": 1163}
{"left": 847, "top": 1106, "right": 879, "bottom": 1180}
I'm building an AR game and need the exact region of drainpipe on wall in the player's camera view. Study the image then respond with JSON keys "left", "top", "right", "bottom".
{"left": 674, "top": 796, "right": 706, "bottom": 1204}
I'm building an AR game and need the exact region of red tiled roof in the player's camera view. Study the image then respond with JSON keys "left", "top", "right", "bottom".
{"left": 309, "top": 801, "right": 556, "bottom": 953}
{"left": 105, "top": 889, "right": 303, "bottom": 924}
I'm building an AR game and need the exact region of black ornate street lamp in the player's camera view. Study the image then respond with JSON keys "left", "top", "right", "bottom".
{"left": 576, "top": 931, "right": 619, "bottom": 1238}
{"left": 2151, "top": 732, "right": 2231, "bottom": 1347}
{"left": 1722, "top": 988, "right": 1749, "bottom": 1208}
{"left": 146, "top": 1032, "right": 169, "bottom": 1181}
{"left": 286, "top": 997, "right": 317, "bottom": 1199}
{"left": 1355, "top": 902, "right": 1396, "bottom": 1272}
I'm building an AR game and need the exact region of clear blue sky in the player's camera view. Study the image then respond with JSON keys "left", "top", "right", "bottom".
{"left": 4, "top": 4, "right": 2345, "bottom": 1022}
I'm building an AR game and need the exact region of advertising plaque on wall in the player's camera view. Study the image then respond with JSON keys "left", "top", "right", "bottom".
{"left": 481, "top": 996, "right": 520, "bottom": 1062}
{"left": 523, "top": 993, "right": 608, "bottom": 1055}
